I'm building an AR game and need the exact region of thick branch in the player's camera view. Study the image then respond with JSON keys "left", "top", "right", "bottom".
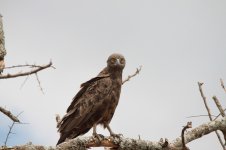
{"left": 0, "top": 107, "right": 19, "bottom": 122}
{"left": 0, "top": 61, "right": 53, "bottom": 79}
{"left": 171, "top": 117, "right": 226, "bottom": 148}
{"left": 0, "top": 15, "right": 6, "bottom": 74}
{"left": 3, "top": 117, "right": 226, "bottom": 150}
{"left": 0, "top": 14, "right": 6, "bottom": 59}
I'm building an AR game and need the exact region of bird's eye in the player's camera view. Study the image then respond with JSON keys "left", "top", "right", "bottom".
{"left": 111, "top": 58, "right": 116, "bottom": 64}
{"left": 120, "top": 58, "right": 125, "bottom": 64}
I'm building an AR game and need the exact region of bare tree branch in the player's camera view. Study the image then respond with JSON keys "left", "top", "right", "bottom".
{"left": 122, "top": 66, "right": 142, "bottom": 85}
{"left": 213, "top": 96, "right": 225, "bottom": 117}
{"left": 5, "top": 64, "right": 44, "bottom": 69}
{"left": 35, "top": 73, "right": 44, "bottom": 94}
{"left": 197, "top": 82, "right": 225, "bottom": 149}
{"left": 0, "top": 15, "right": 7, "bottom": 74}
{"left": 4, "top": 121, "right": 16, "bottom": 147}
{"left": 0, "top": 107, "right": 19, "bottom": 122}
{"left": 186, "top": 114, "right": 217, "bottom": 118}
{"left": 215, "top": 108, "right": 226, "bottom": 121}
{"left": 0, "top": 61, "right": 53, "bottom": 79}
{"left": 181, "top": 122, "right": 192, "bottom": 150}
{"left": 198, "top": 82, "right": 212, "bottom": 120}
{"left": 4, "top": 112, "right": 23, "bottom": 147}
{"left": 2, "top": 117, "right": 226, "bottom": 150}
{"left": 20, "top": 75, "right": 30, "bottom": 89}
{"left": 171, "top": 117, "right": 226, "bottom": 148}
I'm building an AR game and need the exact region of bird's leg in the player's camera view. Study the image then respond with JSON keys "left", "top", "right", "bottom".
{"left": 106, "top": 124, "right": 122, "bottom": 138}
{"left": 92, "top": 124, "right": 102, "bottom": 142}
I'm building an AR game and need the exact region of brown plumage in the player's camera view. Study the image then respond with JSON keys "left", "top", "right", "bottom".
{"left": 57, "top": 53, "right": 126, "bottom": 145}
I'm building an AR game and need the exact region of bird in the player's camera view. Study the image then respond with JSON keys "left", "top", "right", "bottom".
{"left": 57, "top": 53, "right": 126, "bottom": 145}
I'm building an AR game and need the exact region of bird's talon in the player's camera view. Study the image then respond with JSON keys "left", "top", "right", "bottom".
{"left": 93, "top": 133, "right": 104, "bottom": 143}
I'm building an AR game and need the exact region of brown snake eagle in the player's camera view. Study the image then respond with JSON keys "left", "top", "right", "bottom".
{"left": 57, "top": 53, "right": 126, "bottom": 145}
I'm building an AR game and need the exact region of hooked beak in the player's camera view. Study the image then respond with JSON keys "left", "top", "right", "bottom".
{"left": 116, "top": 58, "right": 120, "bottom": 65}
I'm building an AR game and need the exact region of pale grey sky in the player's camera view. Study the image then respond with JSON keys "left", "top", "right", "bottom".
{"left": 0, "top": 0, "right": 226, "bottom": 149}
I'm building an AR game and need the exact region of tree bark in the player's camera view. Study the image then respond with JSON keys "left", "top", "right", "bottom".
{"left": 0, "top": 14, "right": 6, "bottom": 59}
{"left": 1, "top": 117, "right": 226, "bottom": 150}
{"left": 0, "top": 14, "right": 6, "bottom": 74}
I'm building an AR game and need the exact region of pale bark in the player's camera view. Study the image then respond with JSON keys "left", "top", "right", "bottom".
{"left": 2, "top": 117, "right": 226, "bottom": 150}
{"left": 0, "top": 14, "right": 6, "bottom": 59}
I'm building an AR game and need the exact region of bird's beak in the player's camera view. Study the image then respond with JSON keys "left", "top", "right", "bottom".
{"left": 116, "top": 58, "right": 120, "bottom": 65}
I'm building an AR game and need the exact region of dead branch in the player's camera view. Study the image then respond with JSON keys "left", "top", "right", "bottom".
{"left": 20, "top": 75, "right": 30, "bottom": 89}
{"left": 197, "top": 82, "right": 225, "bottom": 149}
{"left": 0, "top": 61, "right": 53, "bottom": 79}
{"left": 171, "top": 117, "right": 226, "bottom": 148}
{"left": 220, "top": 78, "right": 226, "bottom": 93}
{"left": 5, "top": 64, "right": 43, "bottom": 69}
{"left": 4, "top": 121, "right": 16, "bottom": 147}
{"left": 197, "top": 82, "right": 212, "bottom": 120}
{"left": 181, "top": 122, "right": 192, "bottom": 150}
{"left": 213, "top": 96, "right": 225, "bottom": 117}
{"left": 122, "top": 66, "right": 142, "bottom": 85}
{"left": 214, "top": 108, "right": 226, "bottom": 121}
{"left": 0, "top": 15, "right": 6, "bottom": 74}
{"left": 0, "top": 107, "right": 19, "bottom": 122}
{"left": 35, "top": 73, "right": 44, "bottom": 94}
{"left": 2, "top": 117, "right": 226, "bottom": 150}
{"left": 186, "top": 114, "right": 217, "bottom": 118}
{"left": 4, "top": 112, "right": 23, "bottom": 147}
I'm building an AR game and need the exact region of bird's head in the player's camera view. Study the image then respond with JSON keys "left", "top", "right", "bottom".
{"left": 107, "top": 53, "right": 126, "bottom": 70}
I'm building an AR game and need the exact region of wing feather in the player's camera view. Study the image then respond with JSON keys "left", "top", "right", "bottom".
{"left": 57, "top": 71, "right": 112, "bottom": 140}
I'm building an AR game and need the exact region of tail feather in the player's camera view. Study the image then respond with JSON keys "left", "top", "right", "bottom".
{"left": 56, "top": 133, "right": 69, "bottom": 145}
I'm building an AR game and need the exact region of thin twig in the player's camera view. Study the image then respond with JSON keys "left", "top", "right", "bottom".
{"left": 0, "top": 61, "right": 53, "bottom": 79}
{"left": 198, "top": 82, "right": 212, "bottom": 120}
{"left": 181, "top": 122, "right": 192, "bottom": 150}
{"left": 4, "top": 121, "right": 16, "bottom": 147}
{"left": 198, "top": 82, "right": 225, "bottom": 149}
{"left": 214, "top": 108, "right": 226, "bottom": 120}
{"left": 213, "top": 96, "right": 225, "bottom": 117}
{"left": 220, "top": 78, "right": 226, "bottom": 93}
{"left": 186, "top": 114, "right": 217, "bottom": 118}
{"left": 4, "top": 64, "right": 43, "bottom": 69}
{"left": 0, "top": 107, "right": 19, "bottom": 122}
{"left": 35, "top": 73, "right": 44, "bottom": 94}
{"left": 122, "top": 66, "right": 142, "bottom": 85}
{"left": 20, "top": 75, "right": 30, "bottom": 89}
{"left": 4, "top": 111, "right": 23, "bottom": 147}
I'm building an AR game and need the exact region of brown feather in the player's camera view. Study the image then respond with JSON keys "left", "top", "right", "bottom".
{"left": 57, "top": 53, "right": 125, "bottom": 145}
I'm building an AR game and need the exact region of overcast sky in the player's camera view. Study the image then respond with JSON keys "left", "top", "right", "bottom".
{"left": 0, "top": 0, "right": 226, "bottom": 149}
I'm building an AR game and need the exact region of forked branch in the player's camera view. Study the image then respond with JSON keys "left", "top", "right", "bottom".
{"left": 122, "top": 66, "right": 142, "bottom": 85}
{"left": 197, "top": 82, "right": 225, "bottom": 149}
